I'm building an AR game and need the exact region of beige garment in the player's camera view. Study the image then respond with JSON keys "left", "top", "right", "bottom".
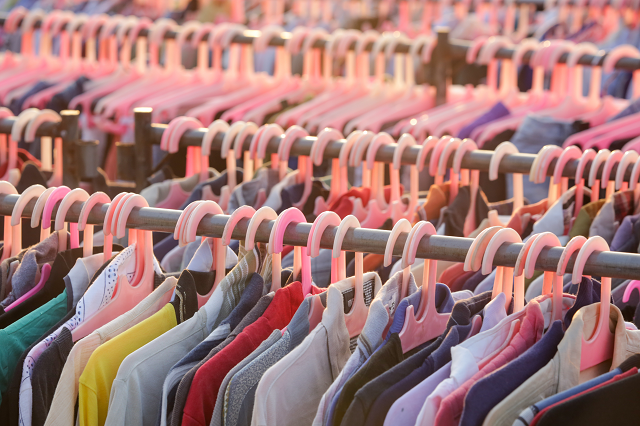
{"left": 251, "top": 273, "right": 381, "bottom": 426}
{"left": 43, "top": 277, "right": 178, "bottom": 426}
{"left": 483, "top": 303, "right": 640, "bottom": 426}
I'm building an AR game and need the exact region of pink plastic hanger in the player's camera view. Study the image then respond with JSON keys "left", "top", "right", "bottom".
{"left": 359, "top": 132, "right": 402, "bottom": 228}
{"left": 9, "top": 184, "right": 44, "bottom": 257}
{"left": 41, "top": 186, "right": 72, "bottom": 251}
{"left": 520, "top": 232, "right": 564, "bottom": 322}
{"left": 234, "top": 122, "right": 259, "bottom": 183}
{"left": 601, "top": 150, "right": 623, "bottom": 196}
{"left": 435, "top": 137, "right": 461, "bottom": 203}
{"left": 332, "top": 214, "right": 369, "bottom": 338}
{"left": 245, "top": 206, "right": 277, "bottom": 252}
{"left": 569, "top": 46, "right": 640, "bottom": 150}
{"left": 54, "top": 188, "right": 90, "bottom": 252}
{"left": 490, "top": 142, "right": 524, "bottom": 213}
{"left": 182, "top": 201, "right": 227, "bottom": 301}
{"left": 453, "top": 138, "right": 481, "bottom": 235}
{"left": 173, "top": 201, "right": 204, "bottom": 248}
{"left": 278, "top": 126, "right": 313, "bottom": 209}
{"left": 23, "top": 109, "right": 63, "bottom": 187}
{"left": 390, "top": 133, "right": 420, "bottom": 222}
{"left": 308, "top": 211, "right": 345, "bottom": 284}
{"left": 552, "top": 146, "right": 583, "bottom": 218}
{"left": 72, "top": 194, "right": 155, "bottom": 342}
{"left": 0, "top": 108, "right": 15, "bottom": 181}
{"left": 162, "top": 116, "right": 206, "bottom": 178}
{"left": 482, "top": 227, "right": 526, "bottom": 312}
{"left": 222, "top": 205, "right": 255, "bottom": 248}
{"left": 251, "top": 123, "right": 283, "bottom": 173}
{"left": 384, "top": 218, "right": 413, "bottom": 298}
{"left": 414, "top": 135, "right": 439, "bottom": 181}
{"left": 269, "top": 208, "right": 312, "bottom": 293}
{"left": 529, "top": 145, "right": 563, "bottom": 207}
{"left": 0, "top": 181, "right": 18, "bottom": 260}
{"left": 615, "top": 151, "right": 639, "bottom": 192}
{"left": 30, "top": 187, "right": 57, "bottom": 242}
{"left": 77, "top": 192, "right": 112, "bottom": 262}
{"left": 463, "top": 225, "right": 504, "bottom": 295}
{"left": 397, "top": 220, "right": 449, "bottom": 352}
{"left": 217, "top": 120, "right": 243, "bottom": 194}
{"left": 473, "top": 39, "right": 544, "bottom": 145}
{"left": 310, "top": 127, "right": 344, "bottom": 214}
{"left": 573, "top": 236, "right": 614, "bottom": 371}
{"left": 588, "top": 149, "right": 612, "bottom": 202}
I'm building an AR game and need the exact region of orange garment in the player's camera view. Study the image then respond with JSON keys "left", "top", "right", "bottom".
{"left": 439, "top": 263, "right": 466, "bottom": 287}
{"left": 507, "top": 199, "right": 549, "bottom": 236}
{"left": 414, "top": 183, "right": 450, "bottom": 223}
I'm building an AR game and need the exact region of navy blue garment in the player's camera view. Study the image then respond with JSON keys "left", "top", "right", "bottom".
{"left": 47, "top": 76, "right": 90, "bottom": 112}
{"left": 458, "top": 102, "right": 510, "bottom": 139}
{"left": 564, "top": 278, "right": 603, "bottom": 329}
{"left": 278, "top": 180, "right": 329, "bottom": 220}
{"left": 607, "top": 97, "right": 640, "bottom": 122}
{"left": 8, "top": 81, "right": 54, "bottom": 115}
{"left": 339, "top": 292, "right": 491, "bottom": 426}
{"left": 366, "top": 323, "right": 473, "bottom": 426}
{"left": 462, "top": 268, "right": 495, "bottom": 293}
{"left": 459, "top": 321, "right": 565, "bottom": 426}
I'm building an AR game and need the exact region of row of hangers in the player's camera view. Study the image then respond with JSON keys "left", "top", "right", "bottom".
{"left": 0, "top": 175, "right": 622, "bottom": 375}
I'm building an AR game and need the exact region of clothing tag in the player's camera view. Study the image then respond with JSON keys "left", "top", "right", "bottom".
{"left": 341, "top": 278, "right": 376, "bottom": 314}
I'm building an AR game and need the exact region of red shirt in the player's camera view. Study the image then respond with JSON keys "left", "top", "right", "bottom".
{"left": 181, "top": 281, "right": 305, "bottom": 426}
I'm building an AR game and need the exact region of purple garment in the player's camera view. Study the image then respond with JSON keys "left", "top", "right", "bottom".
{"left": 564, "top": 277, "right": 602, "bottom": 329}
{"left": 611, "top": 213, "right": 640, "bottom": 253}
{"left": 462, "top": 268, "right": 495, "bottom": 293}
{"left": 459, "top": 321, "right": 564, "bottom": 426}
{"left": 607, "top": 97, "right": 640, "bottom": 123}
{"left": 458, "top": 102, "right": 510, "bottom": 139}
{"left": 383, "top": 283, "right": 454, "bottom": 341}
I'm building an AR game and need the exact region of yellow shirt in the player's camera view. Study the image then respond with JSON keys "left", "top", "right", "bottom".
{"left": 78, "top": 303, "right": 177, "bottom": 426}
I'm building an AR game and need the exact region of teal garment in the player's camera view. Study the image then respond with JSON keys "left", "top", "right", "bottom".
{"left": 0, "top": 289, "right": 67, "bottom": 403}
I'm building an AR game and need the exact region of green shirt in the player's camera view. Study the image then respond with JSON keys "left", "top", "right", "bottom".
{"left": 0, "top": 289, "right": 67, "bottom": 402}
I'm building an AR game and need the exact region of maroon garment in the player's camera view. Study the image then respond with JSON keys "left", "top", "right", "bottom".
{"left": 181, "top": 281, "right": 305, "bottom": 426}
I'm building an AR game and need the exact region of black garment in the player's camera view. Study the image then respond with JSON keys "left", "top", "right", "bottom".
{"left": 15, "top": 162, "right": 50, "bottom": 194}
{"left": 339, "top": 291, "right": 492, "bottom": 426}
{"left": 535, "top": 364, "right": 640, "bottom": 426}
{"left": 278, "top": 180, "right": 330, "bottom": 221}
{"left": 478, "top": 129, "right": 515, "bottom": 202}
{"left": 31, "top": 327, "right": 73, "bottom": 426}
{"left": 335, "top": 333, "right": 406, "bottom": 426}
{"left": 0, "top": 245, "right": 121, "bottom": 328}
{"left": 8, "top": 81, "right": 54, "bottom": 115}
{"left": 46, "top": 76, "right": 90, "bottom": 113}
{"left": 169, "top": 290, "right": 274, "bottom": 426}
{"left": 441, "top": 185, "right": 521, "bottom": 237}
{"left": 609, "top": 137, "right": 634, "bottom": 151}
{"left": 170, "top": 270, "right": 200, "bottom": 323}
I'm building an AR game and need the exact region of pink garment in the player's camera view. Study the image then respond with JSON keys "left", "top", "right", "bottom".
{"left": 4, "top": 263, "right": 51, "bottom": 311}
{"left": 434, "top": 301, "right": 545, "bottom": 426}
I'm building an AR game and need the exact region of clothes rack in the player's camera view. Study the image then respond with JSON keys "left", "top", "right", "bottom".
{"left": 0, "top": 111, "right": 82, "bottom": 186}
{"left": 133, "top": 107, "right": 640, "bottom": 193}
{"left": 0, "top": 190, "right": 636, "bottom": 280}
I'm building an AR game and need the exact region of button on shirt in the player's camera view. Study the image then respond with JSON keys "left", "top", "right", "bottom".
{"left": 482, "top": 303, "right": 640, "bottom": 426}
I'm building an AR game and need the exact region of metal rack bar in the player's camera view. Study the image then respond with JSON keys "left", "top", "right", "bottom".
{"left": 0, "top": 193, "right": 636, "bottom": 280}
{"left": 0, "top": 111, "right": 81, "bottom": 187}
{"left": 135, "top": 107, "right": 640, "bottom": 191}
